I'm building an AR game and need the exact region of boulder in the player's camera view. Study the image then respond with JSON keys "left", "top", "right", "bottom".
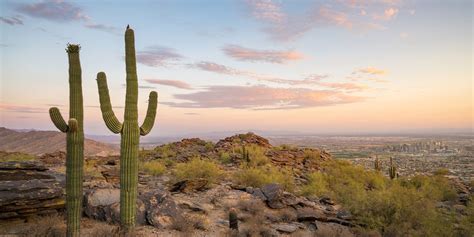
{"left": 245, "top": 187, "right": 267, "bottom": 201}
{"left": 83, "top": 188, "right": 120, "bottom": 220}
{"left": 261, "top": 183, "right": 285, "bottom": 209}
{"left": 272, "top": 223, "right": 300, "bottom": 233}
{"left": 0, "top": 161, "right": 65, "bottom": 219}
{"left": 141, "top": 190, "right": 183, "bottom": 229}
{"left": 296, "top": 208, "right": 326, "bottom": 222}
{"left": 170, "top": 179, "right": 208, "bottom": 193}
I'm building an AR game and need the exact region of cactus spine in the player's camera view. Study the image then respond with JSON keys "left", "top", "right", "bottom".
{"left": 389, "top": 157, "right": 397, "bottom": 179}
{"left": 96, "top": 26, "right": 158, "bottom": 231}
{"left": 49, "top": 44, "right": 84, "bottom": 237}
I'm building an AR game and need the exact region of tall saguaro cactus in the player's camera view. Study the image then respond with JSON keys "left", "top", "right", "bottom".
{"left": 96, "top": 26, "right": 158, "bottom": 230}
{"left": 49, "top": 44, "right": 84, "bottom": 237}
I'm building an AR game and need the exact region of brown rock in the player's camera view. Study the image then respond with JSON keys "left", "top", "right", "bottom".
{"left": 0, "top": 161, "right": 65, "bottom": 219}
{"left": 170, "top": 179, "right": 208, "bottom": 193}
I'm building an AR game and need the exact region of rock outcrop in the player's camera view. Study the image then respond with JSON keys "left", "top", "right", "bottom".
{"left": 0, "top": 161, "right": 65, "bottom": 219}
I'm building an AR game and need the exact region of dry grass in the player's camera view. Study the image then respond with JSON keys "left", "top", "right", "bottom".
{"left": 141, "top": 160, "right": 166, "bottom": 176}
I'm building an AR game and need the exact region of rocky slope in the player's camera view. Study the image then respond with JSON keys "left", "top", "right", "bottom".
{"left": 0, "top": 127, "right": 118, "bottom": 156}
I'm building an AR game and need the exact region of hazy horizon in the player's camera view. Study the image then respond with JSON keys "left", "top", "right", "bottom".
{"left": 1, "top": 0, "right": 472, "bottom": 136}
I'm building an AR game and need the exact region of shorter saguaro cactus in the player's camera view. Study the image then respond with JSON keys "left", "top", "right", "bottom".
{"left": 389, "top": 157, "right": 397, "bottom": 179}
{"left": 374, "top": 156, "right": 381, "bottom": 171}
{"left": 229, "top": 208, "right": 239, "bottom": 231}
{"left": 242, "top": 146, "right": 250, "bottom": 163}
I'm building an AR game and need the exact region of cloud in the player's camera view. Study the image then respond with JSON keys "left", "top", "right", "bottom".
{"left": 246, "top": 0, "right": 286, "bottom": 24}
{"left": 121, "top": 84, "right": 156, "bottom": 89}
{"left": 0, "top": 104, "right": 46, "bottom": 113}
{"left": 245, "top": 0, "right": 402, "bottom": 41}
{"left": 16, "top": 0, "right": 90, "bottom": 22}
{"left": 356, "top": 67, "right": 386, "bottom": 75}
{"left": 373, "top": 7, "right": 399, "bottom": 20}
{"left": 222, "top": 44, "right": 304, "bottom": 63}
{"left": 136, "top": 46, "right": 183, "bottom": 67}
{"left": 190, "top": 61, "right": 239, "bottom": 75}
{"left": 0, "top": 16, "right": 23, "bottom": 25}
{"left": 84, "top": 23, "right": 120, "bottom": 35}
{"left": 162, "top": 85, "right": 363, "bottom": 110}
{"left": 190, "top": 61, "right": 363, "bottom": 88}
{"left": 144, "top": 79, "right": 192, "bottom": 90}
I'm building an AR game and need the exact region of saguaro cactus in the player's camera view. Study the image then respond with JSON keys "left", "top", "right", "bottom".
{"left": 49, "top": 44, "right": 84, "bottom": 237}
{"left": 96, "top": 26, "right": 158, "bottom": 230}
{"left": 389, "top": 157, "right": 397, "bottom": 180}
{"left": 374, "top": 156, "right": 381, "bottom": 172}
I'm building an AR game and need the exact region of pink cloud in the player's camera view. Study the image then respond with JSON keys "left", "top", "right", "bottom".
{"left": 144, "top": 79, "right": 193, "bottom": 90}
{"left": 190, "top": 61, "right": 239, "bottom": 75}
{"left": 136, "top": 46, "right": 183, "bottom": 67}
{"left": 222, "top": 44, "right": 304, "bottom": 63}
{"left": 245, "top": 0, "right": 286, "bottom": 23}
{"left": 0, "top": 104, "right": 46, "bottom": 113}
{"left": 163, "top": 85, "right": 364, "bottom": 110}
{"left": 16, "top": 0, "right": 90, "bottom": 22}
{"left": 357, "top": 67, "right": 386, "bottom": 75}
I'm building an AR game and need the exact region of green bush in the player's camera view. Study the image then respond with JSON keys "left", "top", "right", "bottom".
{"left": 218, "top": 151, "right": 232, "bottom": 164}
{"left": 142, "top": 160, "right": 166, "bottom": 176}
{"left": 233, "top": 165, "right": 294, "bottom": 191}
{"left": 154, "top": 144, "right": 177, "bottom": 158}
{"left": 300, "top": 159, "right": 461, "bottom": 236}
{"left": 239, "top": 145, "right": 269, "bottom": 167}
{"left": 174, "top": 158, "right": 223, "bottom": 184}
{"left": 0, "top": 152, "right": 35, "bottom": 162}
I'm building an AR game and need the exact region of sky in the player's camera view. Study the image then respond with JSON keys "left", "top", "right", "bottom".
{"left": 0, "top": 0, "right": 472, "bottom": 136}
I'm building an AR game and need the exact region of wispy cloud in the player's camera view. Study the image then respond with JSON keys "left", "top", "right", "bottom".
{"left": 222, "top": 44, "right": 304, "bottom": 63}
{"left": 84, "top": 23, "right": 120, "bottom": 35}
{"left": 120, "top": 84, "right": 156, "bottom": 89}
{"left": 136, "top": 46, "right": 183, "bottom": 67}
{"left": 16, "top": 0, "right": 90, "bottom": 22}
{"left": 0, "top": 16, "right": 23, "bottom": 25}
{"left": 245, "top": 0, "right": 402, "bottom": 41}
{"left": 163, "top": 85, "right": 363, "bottom": 110}
{"left": 144, "top": 79, "right": 192, "bottom": 90}
{"left": 355, "top": 66, "right": 386, "bottom": 75}
{"left": 0, "top": 104, "right": 46, "bottom": 113}
{"left": 190, "top": 61, "right": 365, "bottom": 89}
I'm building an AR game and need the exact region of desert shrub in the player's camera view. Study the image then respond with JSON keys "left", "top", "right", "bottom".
{"left": 154, "top": 144, "right": 177, "bottom": 158}
{"left": 433, "top": 168, "right": 450, "bottom": 176}
{"left": 218, "top": 151, "right": 232, "bottom": 164}
{"left": 300, "top": 159, "right": 461, "bottom": 236}
{"left": 204, "top": 141, "right": 215, "bottom": 151}
{"left": 84, "top": 159, "right": 102, "bottom": 178}
{"left": 0, "top": 152, "right": 35, "bottom": 162}
{"left": 240, "top": 145, "right": 269, "bottom": 167}
{"left": 233, "top": 165, "right": 294, "bottom": 191}
{"left": 141, "top": 160, "right": 166, "bottom": 176}
{"left": 174, "top": 158, "right": 223, "bottom": 183}
{"left": 303, "top": 149, "right": 321, "bottom": 161}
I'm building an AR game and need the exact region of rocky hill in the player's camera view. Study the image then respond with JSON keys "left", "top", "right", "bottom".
{"left": 0, "top": 127, "right": 118, "bottom": 156}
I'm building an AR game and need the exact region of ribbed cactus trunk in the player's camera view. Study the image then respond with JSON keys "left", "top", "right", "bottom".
{"left": 49, "top": 44, "right": 84, "bottom": 237}
{"left": 97, "top": 26, "right": 158, "bottom": 231}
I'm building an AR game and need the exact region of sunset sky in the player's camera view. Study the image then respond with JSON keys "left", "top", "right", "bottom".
{"left": 0, "top": 0, "right": 472, "bottom": 136}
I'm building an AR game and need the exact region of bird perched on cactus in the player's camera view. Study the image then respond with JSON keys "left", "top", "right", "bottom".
{"left": 49, "top": 44, "right": 84, "bottom": 237}
{"left": 96, "top": 25, "right": 158, "bottom": 231}
{"left": 389, "top": 157, "right": 397, "bottom": 179}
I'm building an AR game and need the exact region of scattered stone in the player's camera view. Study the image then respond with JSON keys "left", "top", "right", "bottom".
{"left": 0, "top": 161, "right": 65, "bottom": 219}
{"left": 272, "top": 223, "right": 299, "bottom": 233}
{"left": 142, "top": 190, "right": 183, "bottom": 229}
{"left": 320, "top": 197, "right": 335, "bottom": 206}
{"left": 170, "top": 179, "right": 208, "bottom": 193}
{"left": 261, "top": 183, "right": 285, "bottom": 209}
{"left": 297, "top": 208, "right": 326, "bottom": 222}
{"left": 245, "top": 187, "right": 267, "bottom": 201}
{"left": 83, "top": 188, "right": 120, "bottom": 220}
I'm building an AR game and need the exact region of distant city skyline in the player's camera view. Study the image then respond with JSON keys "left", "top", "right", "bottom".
{"left": 1, "top": 0, "right": 472, "bottom": 136}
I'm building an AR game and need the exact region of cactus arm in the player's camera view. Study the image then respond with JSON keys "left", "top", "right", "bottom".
{"left": 68, "top": 118, "right": 78, "bottom": 133}
{"left": 49, "top": 107, "right": 69, "bottom": 132}
{"left": 139, "top": 91, "right": 158, "bottom": 136}
{"left": 97, "top": 72, "right": 123, "bottom": 133}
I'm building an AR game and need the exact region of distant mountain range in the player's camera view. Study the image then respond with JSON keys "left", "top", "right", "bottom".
{"left": 0, "top": 127, "right": 118, "bottom": 156}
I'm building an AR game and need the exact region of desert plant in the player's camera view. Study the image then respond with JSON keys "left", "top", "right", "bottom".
{"left": 141, "top": 160, "right": 166, "bottom": 176}
{"left": 48, "top": 44, "right": 84, "bottom": 237}
{"left": 174, "top": 158, "right": 223, "bottom": 184}
{"left": 388, "top": 157, "right": 397, "bottom": 179}
{"left": 96, "top": 25, "right": 158, "bottom": 231}
{"left": 229, "top": 208, "right": 239, "bottom": 231}
{"left": 374, "top": 156, "right": 381, "bottom": 171}
{"left": 234, "top": 165, "right": 295, "bottom": 191}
